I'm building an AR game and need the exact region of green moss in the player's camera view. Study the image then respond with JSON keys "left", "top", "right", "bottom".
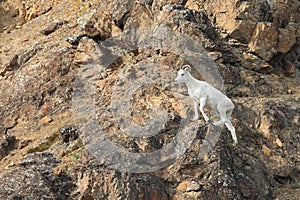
{"left": 71, "top": 139, "right": 84, "bottom": 151}
{"left": 71, "top": 153, "right": 80, "bottom": 161}
{"left": 27, "top": 133, "right": 59, "bottom": 153}
{"left": 63, "top": 153, "right": 81, "bottom": 162}
{"left": 57, "top": 139, "right": 84, "bottom": 159}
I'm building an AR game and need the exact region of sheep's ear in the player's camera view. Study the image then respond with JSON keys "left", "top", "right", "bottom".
{"left": 182, "top": 65, "right": 191, "bottom": 72}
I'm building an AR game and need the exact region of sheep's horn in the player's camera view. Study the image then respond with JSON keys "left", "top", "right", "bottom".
{"left": 182, "top": 65, "right": 191, "bottom": 72}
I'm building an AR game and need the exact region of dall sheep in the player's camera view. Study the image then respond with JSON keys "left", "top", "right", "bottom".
{"left": 175, "top": 65, "right": 237, "bottom": 144}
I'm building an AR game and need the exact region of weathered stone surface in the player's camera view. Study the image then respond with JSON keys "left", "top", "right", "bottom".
{"left": 40, "top": 20, "right": 63, "bottom": 35}
{"left": 0, "top": 152, "right": 74, "bottom": 199}
{"left": 202, "top": 0, "right": 254, "bottom": 42}
{"left": 200, "top": 0, "right": 300, "bottom": 71}
{"left": 248, "top": 22, "right": 278, "bottom": 61}
{"left": 229, "top": 20, "right": 257, "bottom": 43}
{"left": 0, "top": 134, "right": 16, "bottom": 161}
{"left": 277, "top": 26, "right": 297, "bottom": 54}
{"left": 283, "top": 63, "right": 296, "bottom": 77}
{"left": 23, "top": 0, "right": 53, "bottom": 22}
{"left": 39, "top": 115, "right": 53, "bottom": 124}
{"left": 235, "top": 97, "right": 300, "bottom": 193}
{"left": 69, "top": 166, "right": 170, "bottom": 200}
{"left": 0, "top": 54, "right": 19, "bottom": 76}
{"left": 59, "top": 125, "right": 79, "bottom": 143}
{"left": 0, "top": 0, "right": 300, "bottom": 199}
{"left": 241, "top": 52, "right": 273, "bottom": 73}
{"left": 177, "top": 180, "right": 200, "bottom": 192}
{"left": 84, "top": 12, "right": 113, "bottom": 40}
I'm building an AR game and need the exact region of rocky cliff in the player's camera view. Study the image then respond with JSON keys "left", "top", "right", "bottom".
{"left": 0, "top": 0, "right": 299, "bottom": 199}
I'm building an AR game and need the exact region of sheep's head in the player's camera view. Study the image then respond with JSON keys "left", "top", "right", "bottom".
{"left": 175, "top": 65, "right": 191, "bottom": 83}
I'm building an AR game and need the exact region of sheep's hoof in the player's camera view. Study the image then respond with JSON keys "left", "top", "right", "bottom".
{"left": 192, "top": 117, "right": 199, "bottom": 121}
{"left": 206, "top": 120, "right": 212, "bottom": 125}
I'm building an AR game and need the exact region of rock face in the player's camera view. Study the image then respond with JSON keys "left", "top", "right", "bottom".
{"left": 248, "top": 22, "right": 278, "bottom": 61}
{"left": 202, "top": 0, "right": 300, "bottom": 74}
{"left": 0, "top": 152, "right": 74, "bottom": 199}
{"left": 0, "top": 134, "right": 16, "bottom": 160}
{"left": 0, "top": 0, "right": 300, "bottom": 199}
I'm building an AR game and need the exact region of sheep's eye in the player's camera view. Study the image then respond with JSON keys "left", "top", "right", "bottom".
{"left": 181, "top": 74, "right": 184, "bottom": 76}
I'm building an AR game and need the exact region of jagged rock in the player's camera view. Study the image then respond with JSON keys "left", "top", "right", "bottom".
{"left": 177, "top": 180, "right": 200, "bottom": 192}
{"left": 59, "top": 125, "right": 79, "bottom": 143}
{"left": 39, "top": 115, "right": 53, "bottom": 124}
{"left": 203, "top": 0, "right": 251, "bottom": 41}
{"left": 262, "top": 145, "right": 271, "bottom": 156}
{"left": 0, "top": 0, "right": 300, "bottom": 199}
{"left": 257, "top": 102, "right": 286, "bottom": 139}
{"left": 0, "top": 134, "right": 16, "bottom": 161}
{"left": 248, "top": 22, "right": 278, "bottom": 61}
{"left": 23, "top": 0, "right": 53, "bottom": 22}
{"left": 229, "top": 20, "right": 257, "bottom": 43}
{"left": 0, "top": 152, "right": 74, "bottom": 199}
{"left": 283, "top": 63, "right": 295, "bottom": 77}
{"left": 0, "top": 54, "right": 19, "bottom": 76}
{"left": 64, "top": 34, "right": 86, "bottom": 46}
{"left": 71, "top": 168, "right": 169, "bottom": 200}
{"left": 277, "top": 26, "right": 297, "bottom": 54}
{"left": 40, "top": 20, "right": 63, "bottom": 35}
{"left": 241, "top": 52, "right": 273, "bottom": 73}
{"left": 73, "top": 52, "right": 92, "bottom": 65}
{"left": 84, "top": 12, "right": 113, "bottom": 40}
{"left": 2, "top": 114, "right": 18, "bottom": 129}
{"left": 202, "top": 0, "right": 300, "bottom": 70}
{"left": 110, "top": 0, "right": 134, "bottom": 30}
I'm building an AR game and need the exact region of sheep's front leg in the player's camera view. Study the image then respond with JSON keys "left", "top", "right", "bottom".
{"left": 199, "top": 97, "right": 210, "bottom": 122}
{"left": 192, "top": 99, "right": 200, "bottom": 121}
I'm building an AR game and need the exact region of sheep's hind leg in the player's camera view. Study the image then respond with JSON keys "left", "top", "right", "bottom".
{"left": 213, "top": 105, "right": 229, "bottom": 126}
{"left": 214, "top": 106, "right": 238, "bottom": 144}
{"left": 192, "top": 99, "right": 200, "bottom": 121}
{"left": 225, "top": 120, "right": 237, "bottom": 144}
{"left": 213, "top": 119, "right": 225, "bottom": 126}
{"left": 225, "top": 106, "right": 237, "bottom": 144}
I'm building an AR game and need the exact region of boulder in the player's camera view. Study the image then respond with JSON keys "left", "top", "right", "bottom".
{"left": 277, "top": 26, "right": 297, "bottom": 54}
{"left": 248, "top": 22, "right": 278, "bottom": 61}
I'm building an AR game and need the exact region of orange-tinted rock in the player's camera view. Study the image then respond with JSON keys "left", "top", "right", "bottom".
{"left": 262, "top": 145, "right": 271, "bottom": 156}
{"left": 275, "top": 138, "right": 283, "bottom": 148}
{"left": 0, "top": 0, "right": 299, "bottom": 200}
{"left": 39, "top": 115, "right": 53, "bottom": 124}
{"left": 172, "top": 194, "right": 186, "bottom": 200}
{"left": 283, "top": 63, "right": 295, "bottom": 77}
{"left": 0, "top": 134, "right": 16, "bottom": 160}
{"left": 241, "top": 52, "right": 273, "bottom": 73}
{"left": 177, "top": 180, "right": 200, "bottom": 192}
{"left": 248, "top": 22, "right": 278, "bottom": 61}
{"left": 277, "top": 27, "right": 297, "bottom": 54}
{"left": 229, "top": 20, "right": 257, "bottom": 43}
{"left": 84, "top": 12, "right": 112, "bottom": 40}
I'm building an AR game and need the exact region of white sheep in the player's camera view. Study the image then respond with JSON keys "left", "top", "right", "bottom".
{"left": 175, "top": 65, "right": 237, "bottom": 144}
